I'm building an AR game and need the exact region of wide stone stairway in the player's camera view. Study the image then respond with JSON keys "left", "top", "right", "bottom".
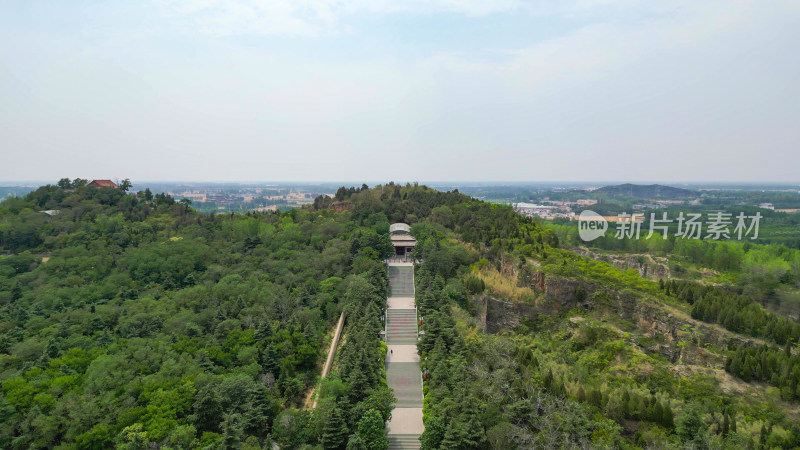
{"left": 385, "top": 263, "right": 423, "bottom": 449}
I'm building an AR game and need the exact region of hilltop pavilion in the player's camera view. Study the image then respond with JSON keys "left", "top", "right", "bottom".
{"left": 390, "top": 223, "right": 416, "bottom": 260}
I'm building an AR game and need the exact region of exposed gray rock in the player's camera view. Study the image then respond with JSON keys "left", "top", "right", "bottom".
{"left": 478, "top": 271, "right": 756, "bottom": 366}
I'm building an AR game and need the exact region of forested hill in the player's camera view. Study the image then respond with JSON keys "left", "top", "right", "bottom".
{"left": 595, "top": 183, "right": 696, "bottom": 199}
{"left": 0, "top": 180, "right": 551, "bottom": 448}
{"left": 3, "top": 180, "right": 800, "bottom": 449}
{"left": 0, "top": 181, "right": 385, "bottom": 448}
{"left": 330, "top": 186, "right": 800, "bottom": 448}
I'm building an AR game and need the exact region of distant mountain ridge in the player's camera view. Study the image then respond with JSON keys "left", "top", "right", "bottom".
{"left": 595, "top": 183, "right": 695, "bottom": 199}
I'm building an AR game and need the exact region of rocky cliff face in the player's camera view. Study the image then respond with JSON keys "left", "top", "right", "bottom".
{"left": 567, "top": 247, "right": 670, "bottom": 281}
{"left": 477, "top": 273, "right": 596, "bottom": 333}
{"left": 478, "top": 270, "right": 751, "bottom": 366}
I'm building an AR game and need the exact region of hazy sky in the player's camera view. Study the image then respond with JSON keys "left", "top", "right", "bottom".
{"left": 1, "top": 1, "right": 799, "bottom": 182}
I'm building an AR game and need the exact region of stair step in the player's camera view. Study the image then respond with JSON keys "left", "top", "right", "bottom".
{"left": 386, "top": 266, "right": 424, "bottom": 438}
{"left": 389, "top": 435, "right": 421, "bottom": 441}
{"left": 388, "top": 434, "right": 421, "bottom": 449}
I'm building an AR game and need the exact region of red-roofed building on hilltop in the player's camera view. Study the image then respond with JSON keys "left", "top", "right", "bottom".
{"left": 88, "top": 179, "right": 118, "bottom": 188}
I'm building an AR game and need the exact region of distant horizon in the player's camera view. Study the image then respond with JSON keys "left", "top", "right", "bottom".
{"left": 2, "top": 180, "right": 800, "bottom": 188}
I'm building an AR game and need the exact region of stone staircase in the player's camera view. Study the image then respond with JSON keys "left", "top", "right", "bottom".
{"left": 388, "top": 265, "right": 415, "bottom": 297}
{"left": 387, "top": 362, "right": 424, "bottom": 408}
{"left": 386, "top": 309, "right": 418, "bottom": 345}
{"left": 385, "top": 263, "right": 423, "bottom": 449}
{"left": 389, "top": 434, "right": 422, "bottom": 449}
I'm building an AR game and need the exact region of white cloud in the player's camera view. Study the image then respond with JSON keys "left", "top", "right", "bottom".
{"left": 154, "top": 0, "right": 331, "bottom": 37}
{"left": 2, "top": 0, "right": 799, "bottom": 181}
{"left": 153, "top": 0, "right": 526, "bottom": 37}
{"left": 422, "top": 0, "right": 783, "bottom": 89}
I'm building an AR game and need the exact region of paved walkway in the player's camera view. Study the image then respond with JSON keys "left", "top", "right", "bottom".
{"left": 385, "top": 264, "right": 423, "bottom": 449}
{"left": 388, "top": 265, "right": 415, "bottom": 297}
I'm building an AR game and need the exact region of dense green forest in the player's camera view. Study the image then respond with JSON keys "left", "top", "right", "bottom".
{"left": 2, "top": 180, "right": 800, "bottom": 448}
{"left": 548, "top": 219, "right": 800, "bottom": 320}
{"left": 663, "top": 280, "right": 800, "bottom": 345}
{"left": 0, "top": 180, "right": 396, "bottom": 448}
{"left": 402, "top": 218, "right": 800, "bottom": 448}
{"left": 333, "top": 185, "right": 800, "bottom": 448}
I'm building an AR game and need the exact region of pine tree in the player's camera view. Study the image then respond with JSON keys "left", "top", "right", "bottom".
{"left": 10, "top": 283, "right": 22, "bottom": 301}
{"left": 589, "top": 389, "right": 603, "bottom": 408}
{"left": 263, "top": 344, "right": 280, "bottom": 377}
{"left": 662, "top": 404, "right": 674, "bottom": 428}
{"left": 651, "top": 402, "right": 663, "bottom": 424}
{"left": 722, "top": 412, "right": 730, "bottom": 437}
{"left": 420, "top": 416, "right": 446, "bottom": 449}
{"left": 45, "top": 339, "right": 59, "bottom": 358}
{"left": 742, "top": 357, "right": 754, "bottom": 382}
{"left": 544, "top": 368, "right": 554, "bottom": 391}
{"left": 220, "top": 412, "right": 244, "bottom": 448}
{"left": 576, "top": 386, "right": 586, "bottom": 403}
{"left": 557, "top": 379, "right": 566, "bottom": 398}
{"left": 356, "top": 409, "right": 389, "bottom": 450}
{"left": 255, "top": 320, "right": 273, "bottom": 341}
{"left": 321, "top": 407, "right": 349, "bottom": 450}
{"left": 676, "top": 403, "right": 704, "bottom": 441}
{"left": 193, "top": 383, "right": 222, "bottom": 432}
{"left": 621, "top": 390, "right": 631, "bottom": 417}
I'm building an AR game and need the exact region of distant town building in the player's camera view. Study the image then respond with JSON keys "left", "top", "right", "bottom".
{"left": 632, "top": 203, "right": 664, "bottom": 210}
{"left": 88, "top": 179, "right": 118, "bottom": 188}
{"left": 656, "top": 200, "right": 686, "bottom": 206}
{"left": 206, "top": 195, "right": 235, "bottom": 205}
{"left": 759, "top": 203, "right": 775, "bottom": 210}
{"left": 176, "top": 192, "right": 207, "bottom": 202}
{"left": 514, "top": 203, "right": 553, "bottom": 216}
{"left": 514, "top": 202, "right": 575, "bottom": 219}
{"left": 576, "top": 199, "right": 598, "bottom": 206}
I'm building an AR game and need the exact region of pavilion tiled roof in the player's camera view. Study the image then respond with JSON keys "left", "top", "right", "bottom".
{"left": 89, "top": 179, "right": 118, "bottom": 188}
